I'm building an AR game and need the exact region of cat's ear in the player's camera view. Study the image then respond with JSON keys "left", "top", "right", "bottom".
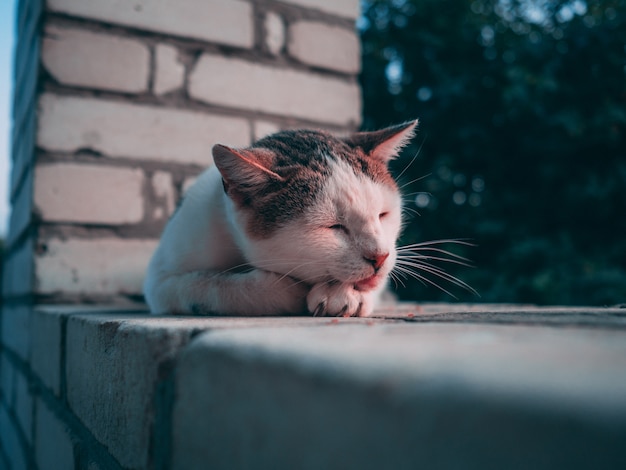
{"left": 344, "top": 119, "right": 418, "bottom": 162}
{"left": 212, "top": 144, "right": 283, "bottom": 190}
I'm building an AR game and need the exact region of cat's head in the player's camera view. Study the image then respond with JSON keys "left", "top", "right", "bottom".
{"left": 212, "top": 120, "right": 418, "bottom": 291}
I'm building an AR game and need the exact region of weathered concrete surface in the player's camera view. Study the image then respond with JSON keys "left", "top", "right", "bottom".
{"left": 375, "top": 302, "right": 626, "bottom": 328}
{"left": 61, "top": 311, "right": 341, "bottom": 468}
{"left": 22, "top": 303, "right": 626, "bottom": 469}
{"left": 65, "top": 313, "right": 197, "bottom": 469}
{"left": 172, "top": 304, "right": 626, "bottom": 470}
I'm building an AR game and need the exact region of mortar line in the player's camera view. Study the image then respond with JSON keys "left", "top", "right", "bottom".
{"left": 3, "top": 346, "right": 126, "bottom": 470}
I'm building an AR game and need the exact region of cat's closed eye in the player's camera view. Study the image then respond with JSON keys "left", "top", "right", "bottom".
{"left": 379, "top": 212, "right": 389, "bottom": 220}
{"left": 329, "top": 224, "right": 349, "bottom": 234}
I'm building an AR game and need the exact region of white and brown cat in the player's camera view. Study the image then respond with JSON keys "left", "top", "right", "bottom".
{"left": 144, "top": 121, "right": 418, "bottom": 317}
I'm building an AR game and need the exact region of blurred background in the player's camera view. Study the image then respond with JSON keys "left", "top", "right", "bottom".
{"left": 360, "top": 0, "right": 626, "bottom": 305}
{"left": 0, "top": 0, "right": 624, "bottom": 306}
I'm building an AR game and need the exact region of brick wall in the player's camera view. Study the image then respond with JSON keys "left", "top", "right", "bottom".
{"left": 5, "top": 0, "right": 361, "bottom": 306}
{"left": 0, "top": 1, "right": 362, "bottom": 468}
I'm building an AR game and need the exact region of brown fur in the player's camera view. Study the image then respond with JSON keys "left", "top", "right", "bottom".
{"left": 216, "top": 123, "right": 414, "bottom": 238}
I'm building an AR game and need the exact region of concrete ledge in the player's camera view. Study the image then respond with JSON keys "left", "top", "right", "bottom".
{"left": 7, "top": 303, "right": 626, "bottom": 469}
{"left": 173, "top": 309, "right": 626, "bottom": 469}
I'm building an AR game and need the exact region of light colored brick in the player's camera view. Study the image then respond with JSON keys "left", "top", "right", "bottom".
{"left": 37, "top": 94, "right": 250, "bottom": 164}
{"left": 35, "top": 399, "right": 74, "bottom": 470}
{"left": 34, "top": 163, "right": 144, "bottom": 225}
{"left": 65, "top": 314, "right": 197, "bottom": 469}
{"left": 35, "top": 238, "right": 158, "bottom": 296}
{"left": 42, "top": 25, "right": 149, "bottom": 93}
{"left": 153, "top": 43, "right": 185, "bottom": 95}
{"left": 288, "top": 22, "right": 361, "bottom": 74}
{"left": 31, "top": 309, "right": 66, "bottom": 396}
{"left": 47, "top": 0, "right": 254, "bottom": 48}
{"left": 151, "top": 171, "right": 176, "bottom": 221}
{"left": 253, "top": 121, "right": 281, "bottom": 140}
{"left": 264, "top": 12, "right": 285, "bottom": 56}
{"left": 189, "top": 55, "right": 361, "bottom": 126}
{"left": 278, "top": 0, "right": 360, "bottom": 19}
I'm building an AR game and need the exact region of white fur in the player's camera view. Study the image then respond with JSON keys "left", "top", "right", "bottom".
{"left": 143, "top": 157, "right": 402, "bottom": 317}
{"left": 144, "top": 166, "right": 303, "bottom": 315}
{"left": 246, "top": 158, "right": 402, "bottom": 316}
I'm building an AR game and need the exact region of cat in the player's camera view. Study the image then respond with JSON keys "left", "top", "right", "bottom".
{"left": 143, "top": 120, "right": 418, "bottom": 317}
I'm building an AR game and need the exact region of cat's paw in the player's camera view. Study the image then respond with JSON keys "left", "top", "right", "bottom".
{"left": 307, "top": 282, "right": 373, "bottom": 317}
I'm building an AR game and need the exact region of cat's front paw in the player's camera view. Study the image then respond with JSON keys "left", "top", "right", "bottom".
{"left": 307, "top": 282, "right": 373, "bottom": 317}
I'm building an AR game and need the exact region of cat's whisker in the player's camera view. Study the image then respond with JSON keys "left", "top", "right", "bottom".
{"left": 214, "top": 258, "right": 325, "bottom": 277}
{"left": 397, "top": 252, "right": 474, "bottom": 268}
{"left": 212, "top": 258, "right": 328, "bottom": 289}
{"left": 397, "top": 244, "right": 474, "bottom": 261}
{"left": 267, "top": 260, "right": 330, "bottom": 287}
{"left": 394, "top": 261, "right": 464, "bottom": 289}
{"left": 286, "top": 276, "right": 320, "bottom": 288}
{"left": 392, "top": 236, "right": 479, "bottom": 298}
{"left": 212, "top": 262, "right": 255, "bottom": 276}
{"left": 395, "top": 259, "right": 479, "bottom": 296}
{"left": 399, "top": 259, "right": 462, "bottom": 277}
{"left": 393, "top": 267, "right": 409, "bottom": 281}
{"left": 398, "top": 238, "right": 475, "bottom": 249}
{"left": 399, "top": 173, "right": 432, "bottom": 191}
{"left": 394, "top": 151, "right": 419, "bottom": 182}
{"left": 388, "top": 273, "right": 398, "bottom": 289}
{"left": 394, "top": 264, "right": 458, "bottom": 299}
{"left": 390, "top": 265, "right": 409, "bottom": 282}
{"left": 388, "top": 270, "right": 406, "bottom": 289}
{"left": 402, "top": 190, "right": 433, "bottom": 198}
{"left": 397, "top": 244, "right": 474, "bottom": 262}
{"left": 401, "top": 206, "right": 421, "bottom": 218}
{"left": 272, "top": 273, "right": 319, "bottom": 289}
{"left": 395, "top": 135, "right": 427, "bottom": 182}
{"left": 393, "top": 264, "right": 428, "bottom": 288}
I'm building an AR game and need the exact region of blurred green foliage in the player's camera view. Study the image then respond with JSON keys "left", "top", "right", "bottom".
{"left": 360, "top": 0, "right": 626, "bottom": 305}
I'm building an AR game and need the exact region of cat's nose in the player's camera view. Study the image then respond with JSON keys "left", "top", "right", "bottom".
{"left": 364, "top": 252, "right": 389, "bottom": 272}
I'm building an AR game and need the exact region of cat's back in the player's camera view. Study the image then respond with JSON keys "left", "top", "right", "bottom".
{"left": 147, "top": 165, "right": 242, "bottom": 275}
